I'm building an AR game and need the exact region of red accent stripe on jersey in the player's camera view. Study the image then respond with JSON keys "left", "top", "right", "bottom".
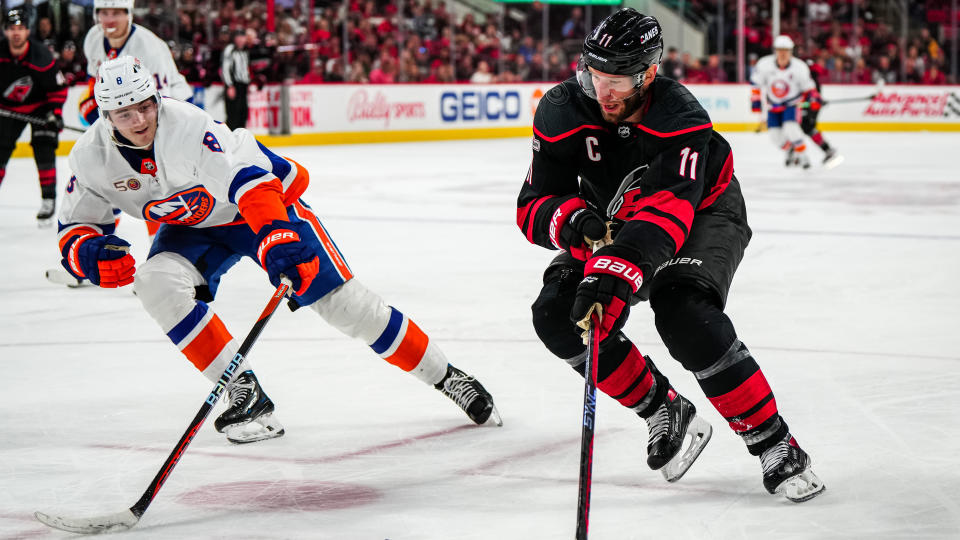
{"left": 728, "top": 397, "right": 779, "bottom": 434}
{"left": 633, "top": 212, "right": 687, "bottom": 253}
{"left": 634, "top": 122, "right": 712, "bottom": 138}
{"left": 629, "top": 191, "right": 695, "bottom": 230}
{"left": 707, "top": 370, "right": 774, "bottom": 419}
{"left": 533, "top": 124, "right": 606, "bottom": 143}
{"left": 598, "top": 345, "right": 653, "bottom": 406}
{"left": 0, "top": 56, "right": 56, "bottom": 71}
{"left": 697, "top": 150, "right": 734, "bottom": 210}
{"left": 3, "top": 102, "right": 45, "bottom": 114}
{"left": 384, "top": 319, "right": 429, "bottom": 372}
{"left": 517, "top": 195, "right": 555, "bottom": 243}
{"left": 181, "top": 315, "right": 233, "bottom": 371}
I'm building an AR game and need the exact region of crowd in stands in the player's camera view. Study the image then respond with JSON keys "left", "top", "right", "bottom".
{"left": 19, "top": 0, "right": 958, "bottom": 86}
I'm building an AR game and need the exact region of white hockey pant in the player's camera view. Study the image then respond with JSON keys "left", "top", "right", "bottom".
{"left": 308, "top": 278, "right": 448, "bottom": 386}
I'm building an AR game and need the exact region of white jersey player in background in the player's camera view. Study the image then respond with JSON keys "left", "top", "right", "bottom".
{"left": 47, "top": 0, "right": 192, "bottom": 287}
{"left": 749, "top": 35, "right": 817, "bottom": 169}
{"left": 56, "top": 56, "right": 501, "bottom": 443}
{"left": 81, "top": 0, "right": 191, "bottom": 125}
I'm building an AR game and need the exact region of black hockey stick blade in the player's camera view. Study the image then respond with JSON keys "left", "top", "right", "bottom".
{"left": 34, "top": 280, "right": 291, "bottom": 534}
{"left": 575, "top": 313, "right": 601, "bottom": 540}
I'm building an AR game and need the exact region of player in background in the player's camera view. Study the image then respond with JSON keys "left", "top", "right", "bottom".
{"left": 0, "top": 7, "right": 67, "bottom": 227}
{"left": 57, "top": 56, "right": 501, "bottom": 443}
{"left": 81, "top": 0, "right": 192, "bottom": 125}
{"left": 799, "top": 60, "right": 843, "bottom": 169}
{"left": 517, "top": 9, "right": 825, "bottom": 501}
{"left": 48, "top": 0, "right": 194, "bottom": 287}
{"left": 750, "top": 35, "right": 817, "bottom": 169}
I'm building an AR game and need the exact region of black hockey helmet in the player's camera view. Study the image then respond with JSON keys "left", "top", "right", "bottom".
{"left": 577, "top": 9, "right": 663, "bottom": 99}
{"left": 4, "top": 7, "right": 27, "bottom": 29}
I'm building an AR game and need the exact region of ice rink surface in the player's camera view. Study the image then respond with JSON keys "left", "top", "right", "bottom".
{"left": 1, "top": 131, "right": 959, "bottom": 539}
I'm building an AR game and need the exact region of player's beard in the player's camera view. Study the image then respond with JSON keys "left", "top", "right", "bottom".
{"left": 598, "top": 88, "right": 647, "bottom": 124}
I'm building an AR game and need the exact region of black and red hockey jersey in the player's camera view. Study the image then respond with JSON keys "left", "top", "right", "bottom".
{"left": 516, "top": 76, "right": 738, "bottom": 278}
{"left": 0, "top": 37, "right": 67, "bottom": 118}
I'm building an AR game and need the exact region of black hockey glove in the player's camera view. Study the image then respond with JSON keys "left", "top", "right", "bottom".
{"left": 45, "top": 112, "right": 64, "bottom": 131}
{"left": 570, "top": 246, "right": 644, "bottom": 344}
{"left": 549, "top": 197, "right": 608, "bottom": 261}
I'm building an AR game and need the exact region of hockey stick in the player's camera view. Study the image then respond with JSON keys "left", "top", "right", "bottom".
{"left": 799, "top": 93, "right": 878, "bottom": 108}
{"left": 575, "top": 311, "right": 601, "bottom": 540}
{"left": 0, "top": 107, "right": 87, "bottom": 133}
{"left": 34, "top": 279, "right": 291, "bottom": 534}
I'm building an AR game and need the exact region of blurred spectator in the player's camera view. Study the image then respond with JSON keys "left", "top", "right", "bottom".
{"left": 178, "top": 45, "right": 206, "bottom": 84}
{"left": 470, "top": 59, "right": 494, "bottom": 83}
{"left": 301, "top": 57, "right": 326, "bottom": 83}
{"left": 704, "top": 54, "right": 728, "bottom": 82}
{"left": 661, "top": 47, "right": 684, "bottom": 81}
{"left": 922, "top": 63, "right": 946, "bottom": 85}
{"left": 58, "top": 41, "right": 86, "bottom": 86}
{"left": 872, "top": 55, "right": 898, "bottom": 84}
{"left": 369, "top": 56, "right": 397, "bottom": 83}
{"left": 561, "top": 7, "right": 584, "bottom": 40}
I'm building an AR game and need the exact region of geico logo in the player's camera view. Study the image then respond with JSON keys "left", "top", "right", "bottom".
{"left": 440, "top": 90, "right": 522, "bottom": 121}
{"left": 591, "top": 257, "right": 643, "bottom": 291}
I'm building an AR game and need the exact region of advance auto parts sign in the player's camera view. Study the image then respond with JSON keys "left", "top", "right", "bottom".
{"left": 864, "top": 89, "right": 960, "bottom": 119}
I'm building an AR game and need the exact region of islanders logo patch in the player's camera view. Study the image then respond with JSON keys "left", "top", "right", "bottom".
{"left": 143, "top": 186, "right": 216, "bottom": 226}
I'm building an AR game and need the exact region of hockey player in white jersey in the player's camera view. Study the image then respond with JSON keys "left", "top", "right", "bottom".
{"left": 46, "top": 0, "right": 195, "bottom": 288}
{"left": 80, "top": 0, "right": 191, "bottom": 126}
{"left": 57, "top": 56, "right": 501, "bottom": 443}
{"left": 749, "top": 35, "right": 818, "bottom": 169}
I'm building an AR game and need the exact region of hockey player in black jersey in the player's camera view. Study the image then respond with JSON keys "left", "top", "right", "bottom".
{"left": 517, "top": 8, "right": 825, "bottom": 502}
{"left": 0, "top": 7, "right": 67, "bottom": 226}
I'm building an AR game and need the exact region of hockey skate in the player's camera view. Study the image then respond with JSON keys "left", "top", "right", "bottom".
{"left": 784, "top": 148, "right": 797, "bottom": 167}
{"left": 760, "top": 434, "right": 825, "bottom": 502}
{"left": 822, "top": 148, "right": 844, "bottom": 170}
{"left": 435, "top": 364, "right": 502, "bottom": 426}
{"left": 214, "top": 370, "right": 285, "bottom": 444}
{"left": 644, "top": 391, "right": 712, "bottom": 482}
{"left": 37, "top": 198, "right": 55, "bottom": 228}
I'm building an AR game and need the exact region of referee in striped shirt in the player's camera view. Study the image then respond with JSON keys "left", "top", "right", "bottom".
{"left": 222, "top": 29, "right": 250, "bottom": 130}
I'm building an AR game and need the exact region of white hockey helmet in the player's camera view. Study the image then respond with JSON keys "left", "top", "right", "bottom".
{"left": 94, "top": 0, "right": 134, "bottom": 26}
{"left": 773, "top": 35, "right": 795, "bottom": 50}
{"left": 95, "top": 56, "right": 159, "bottom": 112}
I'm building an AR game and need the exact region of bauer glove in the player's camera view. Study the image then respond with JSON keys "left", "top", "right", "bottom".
{"left": 255, "top": 220, "right": 320, "bottom": 296}
{"left": 61, "top": 234, "right": 135, "bottom": 288}
{"left": 549, "top": 197, "right": 609, "bottom": 261}
{"left": 570, "top": 246, "right": 644, "bottom": 344}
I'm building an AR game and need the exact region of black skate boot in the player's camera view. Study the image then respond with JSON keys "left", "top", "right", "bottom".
{"left": 214, "top": 370, "right": 285, "bottom": 444}
{"left": 37, "top": 198, "right": 55, "bottom": 228}
{"left": 822, "top": 147, "right": 844, "bottom": 169}
{"left": 435, "top": 364, "right": 502, "bottom": 426}
{"left": 760, "top": 434, "right": 825, "bottom": 502}
{"left": 784, "top": 148, "right": 796, "bottom": 167}
{"left": 644, "top": 391, "right": 712, "bottom": 482}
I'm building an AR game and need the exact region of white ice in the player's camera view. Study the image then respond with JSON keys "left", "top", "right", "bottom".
{"left": 1, "top": 132, "right": 959, "bottom": 539}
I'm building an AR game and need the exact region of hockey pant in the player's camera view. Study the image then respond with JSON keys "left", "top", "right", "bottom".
{"left": 0, "top": 116, "right": 58, "bottom": 199}
{"left": 766, "top": 107, "right": 807, "bottom": 156}
{"left": 532, "top": 205, "right": 788, "bottom": 455}
{"left": 133, "top": 203, "right": 447, "bottom": 386}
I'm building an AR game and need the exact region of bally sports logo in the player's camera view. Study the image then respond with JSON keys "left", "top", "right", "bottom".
{"left": 143, "top": 186, "right": 215, "bottom": 226}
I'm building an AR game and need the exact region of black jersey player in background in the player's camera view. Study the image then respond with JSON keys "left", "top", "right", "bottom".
{"left": 0, "top": 7, "right": 66, "bottom": 226}
{"left": 516, "top": 8, "right": 825, "bottom": 502}
{"left": 798, "top": 60, "right": 843, "bottom": 169}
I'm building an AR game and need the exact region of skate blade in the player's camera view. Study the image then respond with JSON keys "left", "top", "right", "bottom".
{"left": 225, "top": 413, "right": 285, "bottom": 444}
{"left": 823, "top": 154, "right": 845, "bottom": 170}
{"left": 37, "top": 218, "right": 54, "bottom": 229}
{"left": 45, "top": 268, "right": 86, "bottom": 288}
{"left": 775, "top": 468, "right": 826, "bottom": 502}
{"left": 661, "top": 415, "right": 713, "bottom": 483}
{"left": 484, "top": 404, "right": 503, "bottom": 427}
